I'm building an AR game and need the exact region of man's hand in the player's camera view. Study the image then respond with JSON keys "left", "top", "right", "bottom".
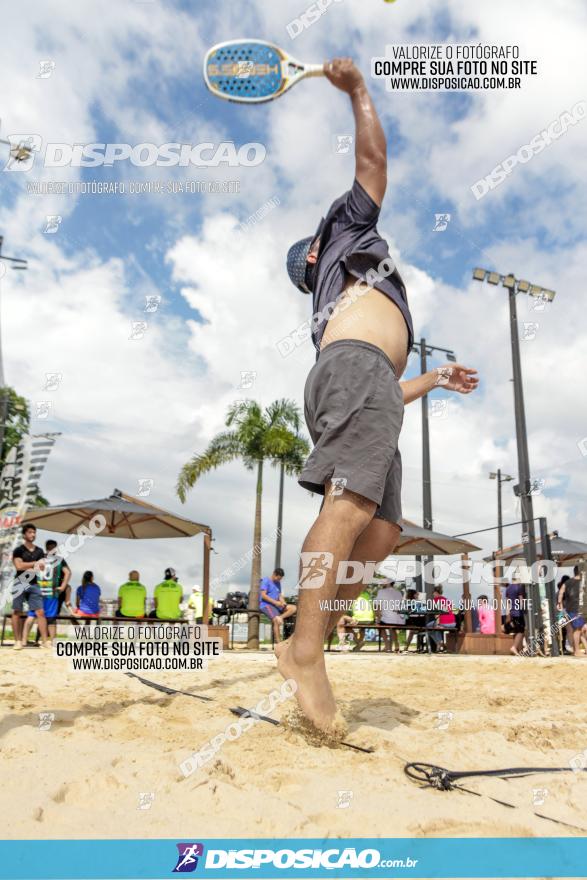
{"left": 323, "top": 57, "right": 364, "bottom": 95}
{"left": 435, "top": 364, "right": 479, "bottom": 394}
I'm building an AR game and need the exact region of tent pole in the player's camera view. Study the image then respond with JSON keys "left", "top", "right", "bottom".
{"left": 203, "top": 531, "right": 211, "bottom": 626}
{"left": 539, "top": 518, "right": 559, "bottom": 657}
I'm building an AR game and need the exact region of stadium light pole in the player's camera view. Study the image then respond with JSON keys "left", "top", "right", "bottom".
{"left": 0, "top": 235, "right": 28, "bottom": 468}
{"left": 411, "top": 339, "right": 457, "bottom": 598}
{"left": 473, "top": 268, "right": 556, "bottom": 641}
{"left": 489, "top": 469, "right": 514, "bottom": 551}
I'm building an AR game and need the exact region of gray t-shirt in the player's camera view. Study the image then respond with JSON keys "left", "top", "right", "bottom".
{"left": 308, "top": 178, "right": 414, "bottom": 356}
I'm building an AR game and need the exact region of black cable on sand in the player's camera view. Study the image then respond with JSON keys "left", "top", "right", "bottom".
{"left": 125, "top": 673, "right": 374, "bottom": 751}
{"left": 404, "top": 761, "right": 587, "bottom": 832}
{"left": 124, "top": 671, "right": 213, "bottom": 701}
{"left": 230, "top": 705, "right": 375, "bottom": 753}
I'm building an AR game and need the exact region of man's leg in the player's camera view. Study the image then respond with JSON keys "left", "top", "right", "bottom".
{"left": 21, "top": 615, "right": 35, "bottom": 646}
{"left": 273, "top": 604, "right": 296, "bottom": 643}
{"left": 324, "top": 518, "right": 401, "bottom": 639}
{"left": 11, "top": 611, "right": 23, "bottom": 647}
{"left": 571, "top": 626, "right": 582, "bottom": 657}
{"left": 566, "top": 622, "right": 574, "bottom": 655}
{"left": 272, "top": 614, "right": 283, "bottom": 643}
{"left": 352, "top": 626, "right": 366, "bottom": 651}
{"left": 336, "top": 615, "right": 353, "bottom": 649}
{"left": 277, "top": 484, "right": 376, "bottom": 732}
{"left": 35, "top": 609, "right": 50, "bottom": 643}
{"left": 512, "top": 629, "right": 524, "bottom": 654}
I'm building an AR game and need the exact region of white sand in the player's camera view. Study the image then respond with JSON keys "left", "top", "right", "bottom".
{"left": 1, "top": 648, "right": 586, "bottom": 839}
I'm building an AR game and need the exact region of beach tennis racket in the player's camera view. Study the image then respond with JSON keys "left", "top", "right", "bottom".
{"left": 203, "top": 39, "right": 324, "bottom": 104}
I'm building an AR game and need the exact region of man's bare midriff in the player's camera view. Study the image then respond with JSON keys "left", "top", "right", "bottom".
{"left": 320, "top": 275, "right": 409, "bottom": 377}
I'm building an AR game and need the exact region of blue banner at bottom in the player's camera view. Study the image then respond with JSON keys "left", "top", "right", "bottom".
{"left": 0, "top": 837, "right": 586, "bottom": 879}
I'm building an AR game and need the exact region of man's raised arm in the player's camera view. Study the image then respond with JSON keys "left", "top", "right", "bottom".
{"left": 323, "top": 57, "right": 387, "bottom": 206}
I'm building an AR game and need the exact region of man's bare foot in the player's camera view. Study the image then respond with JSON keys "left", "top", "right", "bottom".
{"left": 277, "top": 638, "right": 337, "bottom": 734}
{"left": 510, "top": 646, "right": 520, "bottom": 656}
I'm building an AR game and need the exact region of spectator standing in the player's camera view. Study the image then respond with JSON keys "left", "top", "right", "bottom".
{"left": 187, "top": 585, "right": 212, "bottom": 623}
{"left": 22, "top": 539, "right": 71, "bottom": 644}
{"left": 477, "top": 594, "right": 496, "bottom": 635}
{"left": 11, "top": 523, "right": 50, "bottom": 649}
{"left": 557, "top": 566, "right": 586, "bottom": 657}
{"left": 504, "top": 578, "right": 527, "bottom": 655}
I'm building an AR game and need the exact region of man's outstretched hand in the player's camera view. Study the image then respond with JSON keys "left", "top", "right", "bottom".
{"left": 436, "top": 365, "right": 479, "bottom": 394}
{"left": 323, "top": 57, "right": 364, "bottom": 94}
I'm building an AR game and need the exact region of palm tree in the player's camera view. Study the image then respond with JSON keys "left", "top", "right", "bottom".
{"left": 271, "top": 433, "right": 309, "bottom": 571}
{"left": 177, "top": 398, "right": 309, "bottom": 648}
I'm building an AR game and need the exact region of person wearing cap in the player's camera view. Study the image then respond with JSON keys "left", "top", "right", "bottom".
{"left": 279, "top": 57, "right": 479, "bottom": 733}
{"left": 187, "top": 585, "right": 212, "bottom": 624}
{"left": 149, "top": 568, "right": 183, "bottom": 621}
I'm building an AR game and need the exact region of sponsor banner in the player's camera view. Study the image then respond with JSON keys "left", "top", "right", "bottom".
{"left": 0, "top": 837, "right": 586, "bottom": 879}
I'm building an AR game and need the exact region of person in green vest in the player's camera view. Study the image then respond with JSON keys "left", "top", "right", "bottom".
{"left": 187, "top": 585, "right": 212, "bottom": 623}
{"left": 148, "top": 567, "right": 183, "bottom": 621}
{"left": 350, "top": 588, "right": 375, "bottom": 651}
{"left": 116, "top": 570, "right": 147, "bottom": 618}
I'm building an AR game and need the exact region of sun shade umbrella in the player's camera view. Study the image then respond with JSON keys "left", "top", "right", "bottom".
{"left": 23, "top": 488, "right": 210, "bottom": 539}
{"left": 395, "top": 519, "right": 481, "bottom": 556}
{"left": 21, "top": 488, "right": 213, "bottom": 627}
{"left": 485, "top": 532, "right": 587, "bottom": 566}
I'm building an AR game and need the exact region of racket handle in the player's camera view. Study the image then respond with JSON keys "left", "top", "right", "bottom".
{"left": 304, "top": 64, "right": 325, "bottom": 77}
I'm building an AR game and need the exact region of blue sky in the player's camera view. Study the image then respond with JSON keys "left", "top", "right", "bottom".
{"left": 1, "top": 0, "right": 586, "bottom": 601}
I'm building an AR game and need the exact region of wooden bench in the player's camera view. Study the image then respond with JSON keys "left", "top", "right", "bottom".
{"left": 1, "top": 613, "right": 230, "bottom": 649}
{"left": 327, "top": 621, "right": 455, "bottom": 653}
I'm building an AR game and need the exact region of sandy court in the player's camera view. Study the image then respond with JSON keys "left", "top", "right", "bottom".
{"left": 1, "top": 648, "right": 586, "bottom": 840}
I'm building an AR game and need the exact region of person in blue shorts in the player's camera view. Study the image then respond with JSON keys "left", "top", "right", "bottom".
{"left": 21, "top": 539, "right": 71, "bottom": 645}
{"left": 259, "top": 568, "right": 296, "bottom": 643}
{"left": 12, "top": 526, "right": 53, "bottom": 649}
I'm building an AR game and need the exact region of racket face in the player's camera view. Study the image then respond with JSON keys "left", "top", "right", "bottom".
{"left": 204, "top": 40, "right": 287, "bottom": 103}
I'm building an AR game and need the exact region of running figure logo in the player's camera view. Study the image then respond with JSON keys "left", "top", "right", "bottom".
{"left": 173, "top": 843, "right": 204, "bottom": 873}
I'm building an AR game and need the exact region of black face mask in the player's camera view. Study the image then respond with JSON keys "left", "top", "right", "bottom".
{"left": 304, "top": 259, "right": 317, "bottom": 293}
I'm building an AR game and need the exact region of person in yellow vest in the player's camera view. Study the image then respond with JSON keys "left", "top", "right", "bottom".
{"left": 350, "top": 588, "right": 375, "bottom": 651}
{"left": 187, "top": 585, "right": 212, "bottom": 624}
{"left": 116, "top": 570, "right": 147, "bottom": 618}
{"left": 149, "top": 567, "right": 183, "bottom": 620}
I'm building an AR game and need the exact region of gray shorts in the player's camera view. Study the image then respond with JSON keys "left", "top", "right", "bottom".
{"left": 299, "top": 339, "right": 404, "bottom": 524}
{"left": 12, "top": 581, "right": 43, "bottom": 612}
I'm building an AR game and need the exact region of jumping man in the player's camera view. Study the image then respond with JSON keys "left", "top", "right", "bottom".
{"left": 278, "top": 57, "right": 479, "bottom": 733}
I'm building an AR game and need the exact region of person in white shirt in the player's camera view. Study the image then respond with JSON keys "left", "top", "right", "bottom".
{"left": 375, "top": 581, "right": 404, "bottom": 653}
